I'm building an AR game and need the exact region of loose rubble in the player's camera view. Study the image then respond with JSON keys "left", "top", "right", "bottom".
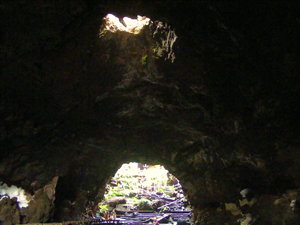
{"left": 95, "top": 163, "right": 191, "bottom": 224}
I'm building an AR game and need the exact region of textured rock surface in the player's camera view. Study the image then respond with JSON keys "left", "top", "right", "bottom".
{"left": 0, "top": 177, "right": 58, "bottom": 225}
{"left": 0, "top": 1, "right": 299, "bottom": 224}
{"left": 0, "top": 198, "right": 20, "bottom": 225}
{"left": 22, "top": 176, "right": 58, "bottom": 223}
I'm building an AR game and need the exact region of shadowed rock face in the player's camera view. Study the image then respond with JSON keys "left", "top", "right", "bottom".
{"left": 0, "top": 1, "right": 299, "bottom": 224}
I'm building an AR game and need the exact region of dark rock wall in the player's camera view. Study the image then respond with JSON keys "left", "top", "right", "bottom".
{"left": 1, "top": 1, "right": 299, "bottom": 224}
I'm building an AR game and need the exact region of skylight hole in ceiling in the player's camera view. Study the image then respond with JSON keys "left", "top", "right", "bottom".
{"left": 101, "top": 13, "right": 151, "bottom": 34}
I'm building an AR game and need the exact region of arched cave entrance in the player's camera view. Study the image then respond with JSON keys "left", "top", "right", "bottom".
{"left": 96, "top": 162, "right": 191, "bottom": 223}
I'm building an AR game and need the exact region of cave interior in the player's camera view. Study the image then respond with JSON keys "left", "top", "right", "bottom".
{"left": 0, "top": 1, "right": 299, "bottom": 225}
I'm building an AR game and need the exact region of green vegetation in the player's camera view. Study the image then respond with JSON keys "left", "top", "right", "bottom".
{"left": 99, "top": 204, "right": 111, "bottom": 214}
{"left": 98, "top": 163, "right": 183, "bottom": 214}
{"left": 141, "top": 55, "right": 148, "bottom": 65}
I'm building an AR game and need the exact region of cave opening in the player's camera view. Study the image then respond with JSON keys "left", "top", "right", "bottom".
{"left": 97, "top": 162, "right": 192, "bottom": 223}
{"left": 0, "top": 182, "right": 32, "bottom": 208}
{"left": 100, "top": 14, "right": 151, "bottom": 35}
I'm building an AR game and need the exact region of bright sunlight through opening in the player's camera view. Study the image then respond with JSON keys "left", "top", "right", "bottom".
{"left": 0, "top": 182, "right": 32, "bottom": 208}
{"left": 101, "top": 14, "right": 151, "bottom": 34}
{"left": 97, "top": 162, "right": 190, "bottom": 222}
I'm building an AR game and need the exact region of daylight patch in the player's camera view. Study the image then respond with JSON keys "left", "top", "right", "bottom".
{"left": 101, "top": 14, "right": 150, "bottom": 34}
{"left": 0, "top": 182, "right": 32, "bottom": 208}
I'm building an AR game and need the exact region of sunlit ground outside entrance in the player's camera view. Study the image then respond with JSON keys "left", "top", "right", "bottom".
{"left": 97, "top": 162, "right": 191, "bottom": 224}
